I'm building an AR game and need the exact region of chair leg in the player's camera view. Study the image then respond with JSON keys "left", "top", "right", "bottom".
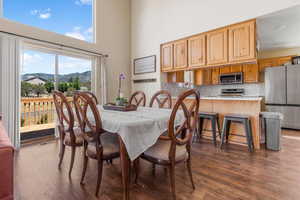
{"left": 169, "top": 164, "right": 176, "bottom": 200}
{"left": 225, "top": 120, "right": 231, "bottom": 143}
{"left": 69, "top": 146, "right": 76, "bottom": 177}
{"left": 220, "top": 119, "right": 228, "bottom": 149}
{"left": 217, "top": 117, "right": 221, "bottom": 139}
{"left": 133, "top": 158, "right": 140, "bottom": 184}
{"left": 186, "top": 151, "right": 195, "bottom": 190}
{"left": 245, "top": 119, "right": 254, "bottom": 152}
{"left": 198, "top": 117, "right": 204, "bottom": 138}
{"left": 80, "top": 143, "right": 88, "bottom": 184}
{"left": 95, "top": 159, "right": 104, "bottom": 197}
{"left": 152, "top": 163, "right": 156, "bottom": 176}
{"left": 211, "top": 118, "right": 217, "bottom": 146}
{"left": 58, "top": 141, "right": 65, "bottom": 169}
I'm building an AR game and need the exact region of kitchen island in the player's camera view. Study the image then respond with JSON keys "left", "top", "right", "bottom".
{"left": 172, "top": 96, "right": 264, "bottom": 150}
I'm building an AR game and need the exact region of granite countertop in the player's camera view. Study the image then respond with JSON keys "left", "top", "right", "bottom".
{"left": 171, "top": 96, "right": 264, "bottom": 101}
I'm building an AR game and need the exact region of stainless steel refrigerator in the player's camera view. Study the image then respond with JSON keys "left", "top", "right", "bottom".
{"left": 265, "top": 64, "right": 300, "bottom": 129}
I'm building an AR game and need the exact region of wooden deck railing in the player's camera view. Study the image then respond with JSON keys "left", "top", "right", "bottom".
{"left": 20, "top": 97, "right": 74, "bottom": 130}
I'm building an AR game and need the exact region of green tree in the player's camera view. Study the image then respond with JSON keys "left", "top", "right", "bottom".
{"left": 21, "top": 81, "right": 33, "bottom": 97}
{"left": 68, "top": 77, "right": 73, "bottom": 83}
{"left": 58, "top": 82, "right": 68, "bottom": 93}
{"left": 44, "top": 81, "right": 54, "bottom": 94}
{"left": 33, "top": 84, "right": 46, "bottom": 97}
{"left": 73, "top": 77, "right": 80, "bottom": 90}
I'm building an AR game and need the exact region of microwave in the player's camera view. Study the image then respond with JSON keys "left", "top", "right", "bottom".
{"left": 219, "top": 72, "right": 243, "bottom": 85}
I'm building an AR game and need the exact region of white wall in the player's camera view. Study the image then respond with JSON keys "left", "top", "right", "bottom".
{"left": 131, "top": 0, "right": 300, "bottom": 100}
{"left": 97, "top": 0, "right": 131, "bottom": 102}
{"left": 0, "top": 0, "right": 131, "bottom": 102}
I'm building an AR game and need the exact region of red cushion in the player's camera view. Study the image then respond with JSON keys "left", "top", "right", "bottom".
{"left": 0, "top": 122, "right": 14, "bottom": 200}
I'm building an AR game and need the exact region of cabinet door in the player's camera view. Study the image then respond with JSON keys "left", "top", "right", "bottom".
{"left": 220, "top": 66, "right": 231, "bottom": 74}
{"left": 228, "top": 20, "right": 256, "bottom": 62}
{"left": 211, "top": 68, "right": 220, "bottom": 85}
{"left": 188, "top": 34, "right": 206, "bottom": 68}
{"left": 203, "top": 69, "right": 212, "bottom": 85}
{"left": 173, "top": 40, "right": 188, "bottom": 70}
{"left": 194, "top": 69, "right": 211, "bottom": 85}
{"left": 231, "top": 64, "right": 243, "bottom": 72}
{"left": 207, "top": 28, "right": 228, "bottom": 65}
{"left": 167, "top": 71, "right": 184, "bottom": 83}
{"left": 243, "top": 64, "right": 259, "bottom": 83}
{"left": 161, "top": 43, "right": 173, "bottom": 71}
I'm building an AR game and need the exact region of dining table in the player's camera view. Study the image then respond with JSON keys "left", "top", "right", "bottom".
{"left": 91, "top": 105, "right": 185, "bottom": 200}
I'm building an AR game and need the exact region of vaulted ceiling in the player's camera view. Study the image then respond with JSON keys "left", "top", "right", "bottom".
{"left": 257, "top": 5, "right": 300, "bottom": 50}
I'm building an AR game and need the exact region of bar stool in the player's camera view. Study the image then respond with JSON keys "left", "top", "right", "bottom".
{"left": 196, "top": 112, "right": 221, "bottom": 146}
{"left": 220, "top": 114, "right": 254, "bottom": 152}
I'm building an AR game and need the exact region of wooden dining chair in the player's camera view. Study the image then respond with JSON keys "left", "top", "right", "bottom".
{"left": 149, "top": 90, "right": 172, "bottom": 109}
{"left": 53, "top": 91, "right": 84, "bottom": 177}
{"left": 85, "top": 91, "right": 99, "bottom": 105}
{"left": 136, "top": 89, "right": 200, "bottom": 200}
{"left": 129, "top": 91, "right": 146, "bottom": 106}
{"left": 73, "top": 92, "right": 120, "bottom": 197}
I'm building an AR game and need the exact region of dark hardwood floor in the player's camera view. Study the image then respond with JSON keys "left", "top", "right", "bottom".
{"left": 14, "top": 130, "right": 300, "bottom": 200}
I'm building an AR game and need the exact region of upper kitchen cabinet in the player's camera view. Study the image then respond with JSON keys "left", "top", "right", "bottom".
{"left": 161, "top": 43, "right": 173, "bottom": 72}
{"left": 243, "top": 63, "right": 259, "bottom": 83}
{"left": 173, "top": 39, "right": 188, "bottom": 70}
{"left": 207, "top": 28, "right": 228, "bottom": 65}
{"left": 188, "top": 34, "right": 206, "bottom": 68}
{"left": 228, "top": 20, "right": 256, "bottom": 63}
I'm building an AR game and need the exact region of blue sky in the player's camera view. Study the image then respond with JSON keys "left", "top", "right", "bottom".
{"left": 4, "top": 0, "right": 93, "bottom": 74}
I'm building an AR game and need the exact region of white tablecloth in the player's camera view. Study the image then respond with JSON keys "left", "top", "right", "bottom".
{"left": 95, "top": 106, "right": 185, "bottom": 161}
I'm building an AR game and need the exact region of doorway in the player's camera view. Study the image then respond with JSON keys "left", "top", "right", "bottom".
{"left": 20, "top": 47, "right": 93, "bottom": 144}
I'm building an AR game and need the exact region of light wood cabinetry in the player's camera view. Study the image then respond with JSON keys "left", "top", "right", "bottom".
{"left": 243, "top": 64, "right": 259, "bottom": 83}
{"left": 211, "top": 68, "right": 220, "bottom": 85}
{"left": 173, "top": 40, "right": 188, "bottom": 70}
{"left": 259, "top": 56, "right": 293, "bottom": 72}
{"left": 228, "top": 20, "right": 256, "bottom": 63}
{"left": 207, "top": 28, "right": 228, "bottom": 65}
{"left": 188, "top": 34, "right": 206, "bottom": 68}
{"left": 231, "top": 64, "right": 243, "bottom": 73}
{"left": 167, "top": 71, "right": 184, "bottom": 83}
{"left": 194, "top": 69, "right": 211, "bottom": 85}
{"left": 161, "top": 43, "right": 173, "bottom": 71}
{"left": 220, "top": 66, "right": 231, "bottom": 74}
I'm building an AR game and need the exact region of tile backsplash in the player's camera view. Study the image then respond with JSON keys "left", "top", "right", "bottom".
{"left": 161, "top": 82, "right": 265, "bottom": 97}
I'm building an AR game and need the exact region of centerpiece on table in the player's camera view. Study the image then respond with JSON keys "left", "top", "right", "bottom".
{"left": 103, "top": 72, "right": 137, "bottom": 111}
{"left": 115, "top": 73, "right": 128, "bottom": 106}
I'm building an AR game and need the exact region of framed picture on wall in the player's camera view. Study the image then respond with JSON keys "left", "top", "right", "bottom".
{"left": 134, "top": 55, "right": 156, "bottom": 75}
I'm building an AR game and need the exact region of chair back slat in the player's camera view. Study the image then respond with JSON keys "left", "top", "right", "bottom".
{"left": 73, "top": 92, "right": 104, "bottom": 148}
{"left": 129, "top": 91, "right": 146, "bottom": 106}
{"left": 149, "top": 90, "right": 172, "bottom": 109}
{"left": 53, "top": 91, "right": 74, "bottom": 132}
{"left": 167, "top": 89, "right": 200, "bottom": 146}
{"left": 85, "top": 91, "right": 99, "bottom": 105}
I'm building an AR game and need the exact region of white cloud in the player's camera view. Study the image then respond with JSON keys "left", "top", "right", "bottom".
{"left": 65, "top": 32, "right": 86, "bottom": 41}
{"left": 30, "top": 8, "right": 52, "bottom": 19}
{"left": 39, "top": 13, "right": 51, "bottom": 19}
{"left": 23, "top": 53, "right": 42, "bottom": 66}
{"left": 75, "top": 0, "right": 92, "bottom": 6}
{"left": 65, "top": 26, "right": 93, "bottom": 42}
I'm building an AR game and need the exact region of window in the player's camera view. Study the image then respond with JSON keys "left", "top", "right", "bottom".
{"left": 20, "top": 48, "right": 93, "bottom": 141}
{"left": 3, "top": 0, "right": 94, "bottom": 43}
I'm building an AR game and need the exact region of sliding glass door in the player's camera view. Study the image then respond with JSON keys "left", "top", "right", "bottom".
{"left": 20, "top": 47, "right": 93, "bottom": 144}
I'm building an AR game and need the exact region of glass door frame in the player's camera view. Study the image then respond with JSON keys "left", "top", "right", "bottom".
{"left": 20, "top": 42, "right": 96, "bottom": 139}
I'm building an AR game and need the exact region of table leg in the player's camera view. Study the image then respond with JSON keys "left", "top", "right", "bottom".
{"left": 119, "top": 136, "right": 131, "bottom": 200}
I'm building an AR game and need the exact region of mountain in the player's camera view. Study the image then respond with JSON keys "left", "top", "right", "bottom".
{"left": 22, "top": 71, "right": 91, "bottom": 83}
